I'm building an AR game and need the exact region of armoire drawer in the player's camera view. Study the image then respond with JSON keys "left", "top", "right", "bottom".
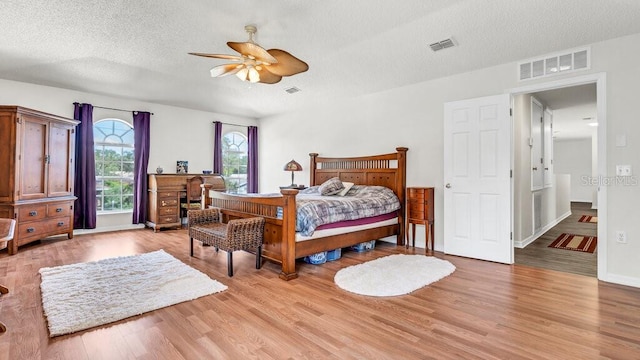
{"left": 18, "top": 205, "right": 47, "bottom": 221}
{"left": 47, "top": 203, "right": 72, "bottom": 217}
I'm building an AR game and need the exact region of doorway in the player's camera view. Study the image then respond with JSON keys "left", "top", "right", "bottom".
{"left": 510, "top": 75, "right": 604, "bottom": 278}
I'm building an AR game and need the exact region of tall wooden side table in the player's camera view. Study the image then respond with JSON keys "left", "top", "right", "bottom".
{"left": 0, "top": 218, "right": 15, "bottom": 334}
{"left": 406, "top": 187, "right": 434, "bottom": 251}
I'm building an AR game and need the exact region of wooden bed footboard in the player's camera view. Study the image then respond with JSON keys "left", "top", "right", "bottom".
{"left": 203, "top": 147, "right": 408, "bottom": 280}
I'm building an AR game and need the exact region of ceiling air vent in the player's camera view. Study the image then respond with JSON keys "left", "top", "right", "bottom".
{"left": 285, "top": 87, "right": 301, "bottom": 94}
{"left": 429, "top": 37, "right": 456, "bottom": 52}
{"left": 518, "top": 47, "right": 590, "bottom": 81}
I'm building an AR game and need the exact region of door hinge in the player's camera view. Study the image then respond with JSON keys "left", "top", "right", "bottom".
{"left": 510, "top": 108, "right": 513, "bottom": 116}
{"left": 510, "top": 232, "right": 513, "bottom": 240}
{"left": 510, "top": 169, "right": 513, "bottom": 178}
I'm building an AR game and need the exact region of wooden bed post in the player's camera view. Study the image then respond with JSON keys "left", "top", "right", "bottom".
{"left": 309, "top": 153, "right": 318, "bottom": 186}
{"left": 279, "top": 189, "right": 299, "bottom": 280}
{"left": 396, "top": 147, "right": 408, "bottom": 246}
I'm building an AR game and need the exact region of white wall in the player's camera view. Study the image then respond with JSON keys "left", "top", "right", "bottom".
{"left": 259, "top": 32, "right": 640, "bottom": 287}
{"left": 0, "top": 79, "right": 257, "bottom": 232}
{"left": 554, "top": 138, "right": 594, "bottom": 202}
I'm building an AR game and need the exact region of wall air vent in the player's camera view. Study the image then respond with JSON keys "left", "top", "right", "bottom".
{"left": 285, "top": 87, "right": 301, "bottom": 94}
{"left": 518, "top": 47, "right": 590, "bottom": 81}
{"left": 429, "top": 37, "right": 456, "bottom": 52}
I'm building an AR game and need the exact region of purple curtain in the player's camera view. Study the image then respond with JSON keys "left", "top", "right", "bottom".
{"left": 213, "top": 121, "right": 223, "bottom": 174}
{"left": 132, "top": 111, "right": 151, "bottom": 224}
{"left": 247, "top": 126, "right": 258, "bottom": 193}
{"left": 73, "top": 103, "right": 97, "bottom": 229}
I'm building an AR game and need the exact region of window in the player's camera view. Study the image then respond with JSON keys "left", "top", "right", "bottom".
{"left": 222, "top": 131, "right": 248, "bottom": 194}
{"left": 94, "top": 119, "right": 135, "bottom": 212}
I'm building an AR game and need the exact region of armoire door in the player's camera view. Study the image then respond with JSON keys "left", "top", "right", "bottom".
{"left": 19, "top": 115, "right": 48, "bottom": 200}
{"left": 47, "top": 122, "right": 75, "bottom": 197}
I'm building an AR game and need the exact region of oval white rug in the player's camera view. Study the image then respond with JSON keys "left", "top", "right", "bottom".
{"left": 334, "top": 254, "right": 455, "bottom": 296}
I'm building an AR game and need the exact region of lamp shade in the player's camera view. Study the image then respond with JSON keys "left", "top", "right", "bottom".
{"left": 284, "top": 159, "right": 302, "bottom": 172}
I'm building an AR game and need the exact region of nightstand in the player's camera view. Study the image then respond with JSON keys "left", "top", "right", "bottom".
{"left": 406, "top": 187, "right": 434, "bottom": 251}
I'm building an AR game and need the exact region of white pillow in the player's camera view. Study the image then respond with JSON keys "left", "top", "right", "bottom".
{"left": 337, "top": 182, "right": 354, "bottom": 196}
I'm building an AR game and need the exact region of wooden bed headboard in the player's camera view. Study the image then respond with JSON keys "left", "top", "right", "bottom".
{"left": 309, "top": 147, "right": 409, "bottom": 208}
{"left": 309, "top": 147, "right": 408, "bottom": 201}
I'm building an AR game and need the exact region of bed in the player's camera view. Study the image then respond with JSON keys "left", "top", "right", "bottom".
{"left": 201, "top": 147, "right": 408, "bottom": 280}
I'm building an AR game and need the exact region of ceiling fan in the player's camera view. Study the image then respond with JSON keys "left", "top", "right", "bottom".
{"left": 189, "top": 25, "right": 309, "bottom": 84}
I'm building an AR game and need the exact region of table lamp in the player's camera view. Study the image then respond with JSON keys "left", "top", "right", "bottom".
{"left": 284, "top": 159, "right": 302, "bottom": 187}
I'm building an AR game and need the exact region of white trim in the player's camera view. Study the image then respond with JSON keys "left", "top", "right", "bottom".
{"left": 602, "top": 273, "right": 640, "bottom": 288}
{"left": 508, "top": 72, "right": 607, "bottom": 283}
{"left": 515, "top": 209, "right": 571, "bottom": 248}
{"left": 73, "top": 224, "right": 145, "bottom": 236}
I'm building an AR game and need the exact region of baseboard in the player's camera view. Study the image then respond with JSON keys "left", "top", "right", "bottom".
{"left": 514, "top": 210, "right": 572, "bottom": 248}
{"left": 73, "top": 224, "right": 146, "bottom": 235}
{"left": 601, "top": 273, "right": 640, "bottom": 289}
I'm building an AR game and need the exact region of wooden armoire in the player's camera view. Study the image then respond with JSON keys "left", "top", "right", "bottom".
{"left": 0, "top": 106, "right": 79, "bottom": 255}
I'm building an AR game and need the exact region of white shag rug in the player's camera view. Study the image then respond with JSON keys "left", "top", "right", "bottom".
{"left": 334, "top": 254, "right": 455, "bottom": 297}
{"left": 39, "top": 249, "right": 227, "bottom": 337}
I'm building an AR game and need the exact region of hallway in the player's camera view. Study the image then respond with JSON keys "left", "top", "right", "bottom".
{"left": 515, "top": 202, "right": 597, "bottom": 277}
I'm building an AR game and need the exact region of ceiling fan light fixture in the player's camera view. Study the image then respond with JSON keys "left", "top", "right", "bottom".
{"left": 248, "top": 67, "right": 260, "bottom": 83}
{"left": 189, "top": 25, "right": 308, "bottom": 84}
{"left": 236, "top": 68, "right": 249, "bottom": 81}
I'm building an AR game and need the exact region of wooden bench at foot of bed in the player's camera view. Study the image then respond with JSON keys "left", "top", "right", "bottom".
{"left": 202, "top": 147, "right": 408, "bottom": 280}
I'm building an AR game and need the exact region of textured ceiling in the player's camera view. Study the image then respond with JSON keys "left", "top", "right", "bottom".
{"left": 1, "top": 0, "right": 639, "bottom": 119}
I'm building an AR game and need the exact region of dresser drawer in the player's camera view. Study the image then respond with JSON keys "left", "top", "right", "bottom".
{"left": 158, "top": 207, "right": 178, "bottom": 216}
{"left": 18, "top": 205, "right": 47, "bottom": 221}
{"left": 157, "top": 215, "right": 178, "bottom": 224}
{"left": 47, "top": 203, "right": 72, "bottom": 217}
{"left": 158, "top": 191, "right": 178, "bottom": 199}
{"left": 159, "top": 198, "right": 178, "bottom": 207}
{"left": 408, "top": 188, "right": 426, "bottom": 200}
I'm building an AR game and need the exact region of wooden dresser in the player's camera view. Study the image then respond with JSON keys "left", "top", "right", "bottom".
{"left": 0, "top": 106, "right": 79, "bottom": 255}
{"left": 147, "top": 174, "right": 225, "bottom": 232}
{"left": 406, "top": 187, "right": 435, "bottom": 251}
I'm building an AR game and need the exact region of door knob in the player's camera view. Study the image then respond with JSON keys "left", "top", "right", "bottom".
{"left": 445, "top": 183, "right": 451, "bottom": 188}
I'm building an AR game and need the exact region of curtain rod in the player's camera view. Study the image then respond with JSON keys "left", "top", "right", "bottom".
{"left": 75, "top": 103, "right": 154, "bottom": 115}
{"left": 214, "top": 121, "right": 250, "bottom": 127}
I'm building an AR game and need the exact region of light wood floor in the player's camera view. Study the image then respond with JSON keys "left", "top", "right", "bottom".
{"left": 1, "top": 227, "right": 639, "bottom": 360}
{"left": 515, "top": 202, "right": 597, "bottom": 277}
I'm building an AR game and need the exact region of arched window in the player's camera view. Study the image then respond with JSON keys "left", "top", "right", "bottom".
{"left": 223, "top": 131, "right": 248, "bottom": 194}
{"left": 94, "top": 119, "right": 135, "bottom": 212}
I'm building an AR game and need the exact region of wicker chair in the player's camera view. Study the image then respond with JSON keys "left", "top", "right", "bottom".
{"left": 188, "top": 208, "right": 265, "bottom": 277}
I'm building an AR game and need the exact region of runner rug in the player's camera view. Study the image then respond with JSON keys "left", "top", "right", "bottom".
{"left": 334, "top": 254, "right": 455, "bottom": 297}
{"left": 39, "top": 250, "right": 227, "bottom": 337}
{"left": 548, "top": 233, "right": 597, "bottom": 253}
{"left": 578, "top": 215, "right": 598, "bottom": 223}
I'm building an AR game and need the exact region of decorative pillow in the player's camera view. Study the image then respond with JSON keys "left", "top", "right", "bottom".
{"left": 319, "top": 177, "right": 344, "bottom": 196}
{"left": 336, "top": 182, "right": 354, "bottom": 196}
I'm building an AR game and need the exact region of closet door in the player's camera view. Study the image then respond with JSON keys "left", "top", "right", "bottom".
{"left": 531, "top": 97, "right": 544, "bottom": 191}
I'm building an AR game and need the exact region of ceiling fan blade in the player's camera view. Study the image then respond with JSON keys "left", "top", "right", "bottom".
{"left": 210, "top": 63, "right": 243, "bottom": 77}
{"left": 227, "top": 42, "right": 277, "bottom": 63}
{"left": 255, "top": 67, "right": 282, "bottom": 84}
{"left": 265, "top": 49, "right": 309, "bottom": 76}
{"left": 188, "top": 52, "right": 243, "bottom": 61}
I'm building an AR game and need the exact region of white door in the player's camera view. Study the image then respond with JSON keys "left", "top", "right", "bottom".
{"left": 443, "top": 94, "right": 513, "bottom": 263}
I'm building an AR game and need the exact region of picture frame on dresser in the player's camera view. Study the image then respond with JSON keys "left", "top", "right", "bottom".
{"left": 176, "top": 160, "right": 188, "bottom": 174}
